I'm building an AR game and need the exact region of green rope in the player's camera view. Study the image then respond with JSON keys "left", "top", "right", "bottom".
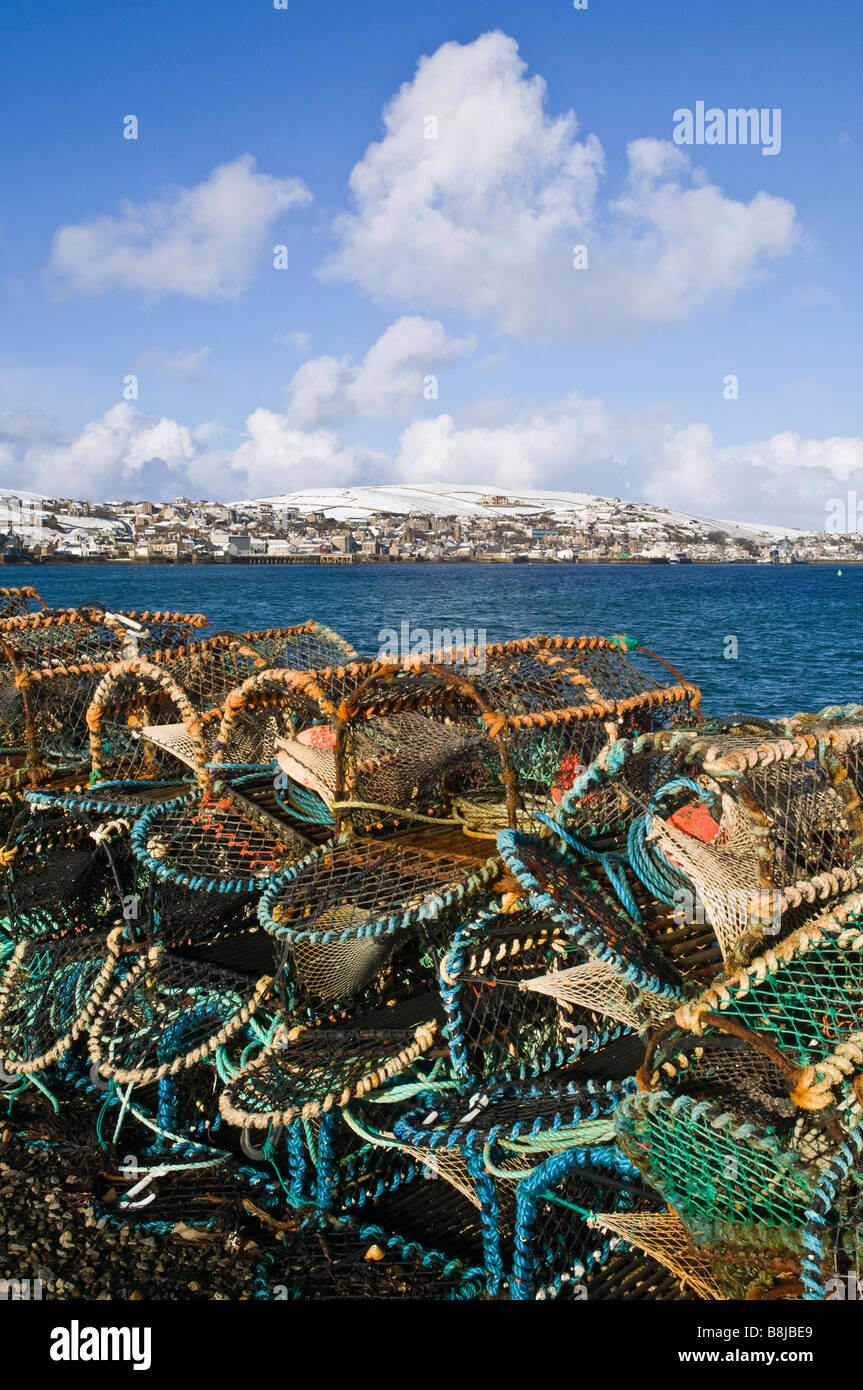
{"left": 499, "top": 1117, "right": 617, "bottom": 1153}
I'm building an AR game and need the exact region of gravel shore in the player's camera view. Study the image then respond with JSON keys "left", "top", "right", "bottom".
{"left": 0, "top": 1125, "right": 267, "bottom": 1302}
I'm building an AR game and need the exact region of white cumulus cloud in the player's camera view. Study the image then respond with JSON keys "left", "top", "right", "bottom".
{"left": 326, "top": 31, "right": 797, "bottom": 339}
{"left": 285, "top": 316, "right": 475, "bottom": 428}
{"left": 49, "top": 156, "right": 311, "bottom": 299}
{"left": 4, "top": 397, "right": 861, "bottom": 531}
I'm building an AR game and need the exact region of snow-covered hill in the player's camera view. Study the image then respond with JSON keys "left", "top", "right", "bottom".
{"left": 238, "top": 483, "right": 803, "bottom": 541}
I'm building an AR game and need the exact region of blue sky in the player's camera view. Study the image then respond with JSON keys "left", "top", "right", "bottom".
{"left": 1, "top": 0, "right": 861, "bottom": 524}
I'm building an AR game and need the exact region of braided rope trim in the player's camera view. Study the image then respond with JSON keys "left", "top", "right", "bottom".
{"left": 353, "top": 1224, "right": 486, "bottom": 1298}
{"left": 88, "top": 953, "right": 274, "bottom": 1085}
{"left": 615, "top": 1089, "right": 819, "bottom": 1220}
{"left": 801, "top": 1123, "right": 863, "bottom": 1298}
{"left": 497, "top": 828, "right": 685, "bottom": 1002}
{"left": 791, "top": 1031, "right": 863, "bottom": 1110}
{"left": 0, "top": 608, "right": 207, "bottom": 635}
{"left": 24, "top": 779, "right": 195, "bottom": 818}
{"left": 0, "top": 926, "right": 128, "bottom": 1075}
{"left": 12, "top": 631, "right": 257, "bottom": 684}
{"left": 258, "top": 831, "right": 500, "bottom": 944}
{"left": 394, "top": 1077, "right": 635, "bottom": 1152}
{"left": 218, "top": 1019, "right": 439, "bottom": 1128}
{"left": 240, "top": 620, "right": 360, "bottom": 662}
{"left": 501, "top": 684, "right": 696, "bottom": 732}
{"left": 336, "top": 668, "right": 695, "bottom": 732}
{"left": 87, "top": 656, "right": 210, "bottom": 786}
{"left": 674, "top": 891, "right": 863, "bottom": 1035}
{"left": 0, "top": 586, "right": 45, "bottom": 609}
{"left": 119, "top": 610, "right": 209, "bottom": 627}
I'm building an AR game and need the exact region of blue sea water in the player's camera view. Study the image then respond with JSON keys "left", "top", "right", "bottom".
{"left": 13, "top": 562, "right": 862, "bottom": 720}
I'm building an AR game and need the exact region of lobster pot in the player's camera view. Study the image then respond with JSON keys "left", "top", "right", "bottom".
{"left": 240, "top": 621, "right": 360, "bottom": 672}
{"left": 335, "top": 637, "right": 696, "bottom": 840}
{"left": 216, "top": 673, "right": 340, "bottom": 772}
{"left": 338, "top": 665, "right": 499, "bottom": 834}
{"left": 463, "top": 636, "right": 700, "bottom": 838}
{"left": 87, "top": 660, "right": 214, "bottom": 787}
{"left": 218, "top": 1019, "right": 440, "bottom": 1214}
{"left": 653, "top": 890, "right": 863, "bottom": 1119}
{"left": 0, "top": 806, "right": 130, "bottom": 945}
{"left": 785, "top": 707, "right": 863, "bottom": 822}
{"left": 150, "top": 878, "right": 269, "bottom": 954}
{"left": 209, "top": 663, "right": 380, "bottom": 802}
{"left": 89, "top": 949, "right": 274, "bottom": 1088}
{"left": 82, "top": 634, "right": 280, "bottom": 786}
{"left": 639, "top": 1029, "right": 815, "bottom": 1135}
{"left": 90, "top": 1158, "right": 254, "bottom": 1236}
{"left": 130, "top": 783, "right": 314, "bottom": 896}
{"left": 0, "top": 613, "right": 127, "bottom": 777}
{"left": 259, "top": 1208, "right": 485, "bottom": 1300}
{"left": 510, "top": 1144, "right": 655, "bottom": 1300}
{"left": 498, "top": 829, "right": 687, "bottom": 1012}
{"left": 392, "top": 1073, "right": 636, "bottom": 1295}
{"left": 0, "top": 930, "right": 132, "bottom": 1074}
{"left": 614, "top": 1089, "right": 863, "bottom": 1300}
{"left": 24, "top": 663, "right": 139, "bottom": 774}
{"left": 0, "top": 606, "right": 207, "bottom": 668}
{"left": 0, "top": 610, "right": 125, "bottom": 667}
{"left": 614, "top": 1088, "right": 826, "bottom": 1259}
{"left": 557, "top": 725, "right": 863, "bottom": 966}
{"left": 219, "top": 1018, "right": 439, "bottom": 1132}
{"left": 259, "top": 828, "right": 501, "bottom": 1013}
{"left": 0, "top": 586, "right": 46, "bottom": 620}
{"left": 0, "top": 607, "right": 207, "bottom": 768}
{"left": 440, "top": 905, "right": 596, "bottom": 1090}
{"left": 163, "top": 637, "right": 264, "bottom": 711}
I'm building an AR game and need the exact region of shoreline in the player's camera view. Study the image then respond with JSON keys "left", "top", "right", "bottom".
{"left": 2, "top": 556, "right": 860, "bottom": 569}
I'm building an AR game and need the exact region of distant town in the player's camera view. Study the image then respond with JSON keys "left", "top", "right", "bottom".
{"left": 0, "top": 487, "right": 859, "bottom": 566}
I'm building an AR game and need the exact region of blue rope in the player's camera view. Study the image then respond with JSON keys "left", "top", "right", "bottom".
{"left": 536, "top": 813, "right": 643, "bottom": 924}
{"left": 625, "top": 778, "right": 719, "bottom": 907}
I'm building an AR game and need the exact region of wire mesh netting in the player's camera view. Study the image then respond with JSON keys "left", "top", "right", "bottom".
{"left": 552, "top": 725, "right": 863, "bottom": 966}
{"left": 440, "top": 905, "right": 599, "bottom": 1088}
{"left": 219, "top": 1020, "right": 439, "bottom": 1128}
{"left": 130, "top": 784, "right": 315, "bottom": 893}
{"left": 260, "top": 829, "right": 500, "bottom": 1008}
{"left": 258, "top": 1209, "right": 485, "bottom": 1300}
{"left": 2, "top": 604, "right": 862, "bottom": 1300}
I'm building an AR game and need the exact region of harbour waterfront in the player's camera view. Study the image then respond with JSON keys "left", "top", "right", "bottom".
{"left": 17, "top": 561, "right": 861, "bottom": 720}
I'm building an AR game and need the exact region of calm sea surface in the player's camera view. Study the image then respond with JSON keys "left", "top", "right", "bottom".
{"left": 13, "top": 562, "right": 861, "bottom": 720}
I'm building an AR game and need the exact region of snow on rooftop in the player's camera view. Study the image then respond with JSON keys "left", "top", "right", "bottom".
{"left": 234, "top": 484, "right": 804, "bottom": 541}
